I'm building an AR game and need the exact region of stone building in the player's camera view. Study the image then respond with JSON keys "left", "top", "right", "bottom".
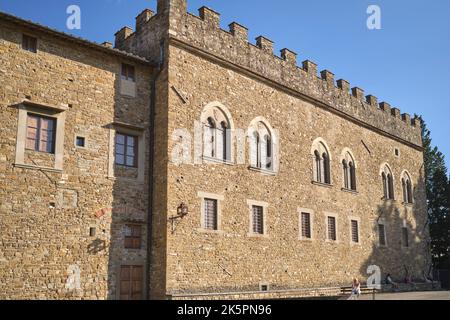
{"left": 0, "top": 0, "right": 432, "bottom": 300}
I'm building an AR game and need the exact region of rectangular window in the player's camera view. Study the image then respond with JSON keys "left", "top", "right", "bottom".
{"left": 22, "top": 34, "right": 37, "bottom": 53}
{"left": 26, "top": 114, "right": 56, "bottom": 153}
{"left": 378, "top": 224, "right": 386, "bottom": 246}
{"left": 121, "top": 63, "right": 135, "bottom": 82}
{"left": 204, "top": 198, "right": 218, "bottom": 230}
{"left": 351, "top": 220, "right": 359, "bottom": 243}
{"left": 115, "top": 133, "right": 137, "bottom": 167}
{"left": 327, "top": 216, "right": 337, "bottom": 241}
{"left": 119, "top": 265, "right": 143, "bottom": 300}
{"left": 402, "top": 227, "right": 409, "bottom": 247}
{"left": 76, "top": 136, "right": 85, "bottom": 147}
{"left": 252, "top": 205, "right": 264, "bottom": 235}
{"left": 301, "top": 212, "right": 311, "bottom": 239}
{"left": 124, "top": 224, "right": 141, "bottom": 249}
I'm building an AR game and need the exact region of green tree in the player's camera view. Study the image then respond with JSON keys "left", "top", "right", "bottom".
{"left": 420, "top": 117, "right": 450, "bottom": 269}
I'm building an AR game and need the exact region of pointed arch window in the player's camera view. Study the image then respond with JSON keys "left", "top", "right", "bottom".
{"left": 312, "top": 140, "right": 331, "bottom": 185}
{"left": 249, "top": 120, "right": 275, "bottom": 172}
{"left": 381, "top": 165, "right": 395, "bottom": 200}
{"left": 202, "top": 104, "right": 232, "bottom": 162}
{"left": 402, "top": 172, "right": 413, "bottom": 204}
{"left": 342, "top": 151, "right": 357, "bottom": 191}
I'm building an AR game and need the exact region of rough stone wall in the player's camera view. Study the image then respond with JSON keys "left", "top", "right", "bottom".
{"left": 0, "top": 19, "right": 152, "bottom": 299}
{"left": 164, "top": 44, "right": 430, "bottom": 295}
{"left": 112, "top": 0, "right": 430, "bottom": 298}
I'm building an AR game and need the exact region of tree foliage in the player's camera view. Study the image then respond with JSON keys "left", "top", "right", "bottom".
{"left": 420, "top": 117, "right": 450, "bottom": 269}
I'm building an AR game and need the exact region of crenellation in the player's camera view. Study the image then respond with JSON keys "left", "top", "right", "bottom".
{"left": 379, "top": 102, "right": 391, "bottom": 113}
{"left": 199, "top": 6, "right": 220, "bottom": 28}
{"left": 336, "top": 79, "right": 350, "bottom": 93}
{"left": 302, "top": 60, "right": 317, "bottom": 76}
{"left": 120, "top": 1, "right": 422, "bottom": 138}
{"left": 391, "top": 108, "right": 401, "bottom": 119}
{"left": 366, "top": 95, "right": 378, "bottom": 107}
{"left": 280, "top": 48, "right": 297, "bottom": 66}
{"left": 255, "top": 36, "right": 274, "bottom": 54}
{"left": 402, "top": 113, "right": 411, "bottom": 124}
{"left": 411, "top": 116, "right": 421, "bottom": 127}
{"left": 114, "top": 26, "right": 133, "bottom": 49}
{"left": 157, "top": 0, "right": 187, "bottom": 15}
{"left": 229, "top": 22, "right": 248, "bottom": 42}
{"left": 136, "top": 9, "right": 154, "bottom": 32}
{"left": 320, "top": 70, "right": 335, "bottom": 86}
{"left": 351, "top": 87, "right": 364, "bottom": 100}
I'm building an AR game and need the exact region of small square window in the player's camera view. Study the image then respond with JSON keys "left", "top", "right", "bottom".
{"left": 76, "top": 136, "right": 85, "bottom": 147}
{"left": 22, "top": 34, "right": 37, "bottom": 53}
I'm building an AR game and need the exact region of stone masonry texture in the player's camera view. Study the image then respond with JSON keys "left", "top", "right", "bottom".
{"left": 0, "top": 0, "right": 431, "bottom": 300}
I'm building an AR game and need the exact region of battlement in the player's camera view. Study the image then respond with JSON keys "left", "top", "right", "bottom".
{"left": 114, "top": 0, "right": 422, "bottom": 147}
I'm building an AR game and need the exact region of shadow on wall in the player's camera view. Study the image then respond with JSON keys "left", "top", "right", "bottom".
{"left": 358, "top": 166, "right": 432, "bottom": 285}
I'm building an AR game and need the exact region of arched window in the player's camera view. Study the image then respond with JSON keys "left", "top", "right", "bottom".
{"left": 205, "top": 117, "right": 216, "bottom": 158}
{"left": 201, "top": 103, "right": 233, "bottom": 162}
{"left": 312, "top": 139, "right": 331, "bottom": 184}
{"left": 401, "top": 171, "right": 413, "bottom": 204}
{"left": 381, "top": 165, "right": 394, "bottom": 200}
{"left": 249, "top": 119, "right": 275, "bottom": 171}
{"left": 341, "top": 150, "right": 357, "bottom": 191}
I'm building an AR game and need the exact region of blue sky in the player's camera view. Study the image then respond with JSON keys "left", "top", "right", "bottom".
{"left": 1, "top": 0, "right": 449, "bottom": 164}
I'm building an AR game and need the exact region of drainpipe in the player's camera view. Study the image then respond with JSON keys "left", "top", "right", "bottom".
{"left": 146, "top": 41, "right": 165, "bottom": 300}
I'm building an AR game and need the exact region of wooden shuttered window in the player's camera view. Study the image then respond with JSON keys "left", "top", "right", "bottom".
{"left": 402, "top": 227, "right": 409, "bottom": 247}
{"left": 26, "top": 114, "right": 56, "bottom": 153}
{"left": 301, "top": 212, "right": 311, "bottom": 239}
{"left": 351, "top": 220, "right": 359, "bottom": 243}
{"left": 22, "top": 34, "right": 37, "bottom": 53}
{"left": 378, "top": 224, "right": 386, "bottom": 246}
{"left": 327, "top": 216, "right": 337, "bottom": 241}
{"left": 121, "top": 63, "right": 135, "bottom": 82}
{"left": 119, "top": 265, "right": 143, "bottom": 300}
{"left": 124, "top": 224, "right": 142, "bottom": 249}
{"left": 252, "top": 205, "right": 264, "bottom": 235}
{"left": 204, "top": 198, "right": 218, "bottom": 230}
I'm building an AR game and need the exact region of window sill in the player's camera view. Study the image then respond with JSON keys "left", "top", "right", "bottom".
{"left": 248, "top": 166, "right": 277, "bottom": 176}
{"left": 299, "top": 237, "right": 314, "bottom": 242}
{"left": 341, "top": 188, "right": 358, "bottom": 195}
{"left": 108, "top": 176, "right": 144, "bottom": 183}
{"left": 13, "top": 163, "right": 62, "bottom": 173}
{"left": 202, "top": 156, "right": 234, "bottom": 166}
{"left": 311, "top": 181, "right": 333, "bottom": 188}
{"left": 382, "top": 198, "right": 397, "bottom": 202}
{"left": 197, "top": 228, "right": 224, "bottom": 235}
{"left": 25, "top": 149, "right": 56, "bottom": 156}
{"left": 247, "top": 233, "right": 269, "bottom": 239}
{"left": 402, "top": 202, "right": 414, "bottom": 207}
